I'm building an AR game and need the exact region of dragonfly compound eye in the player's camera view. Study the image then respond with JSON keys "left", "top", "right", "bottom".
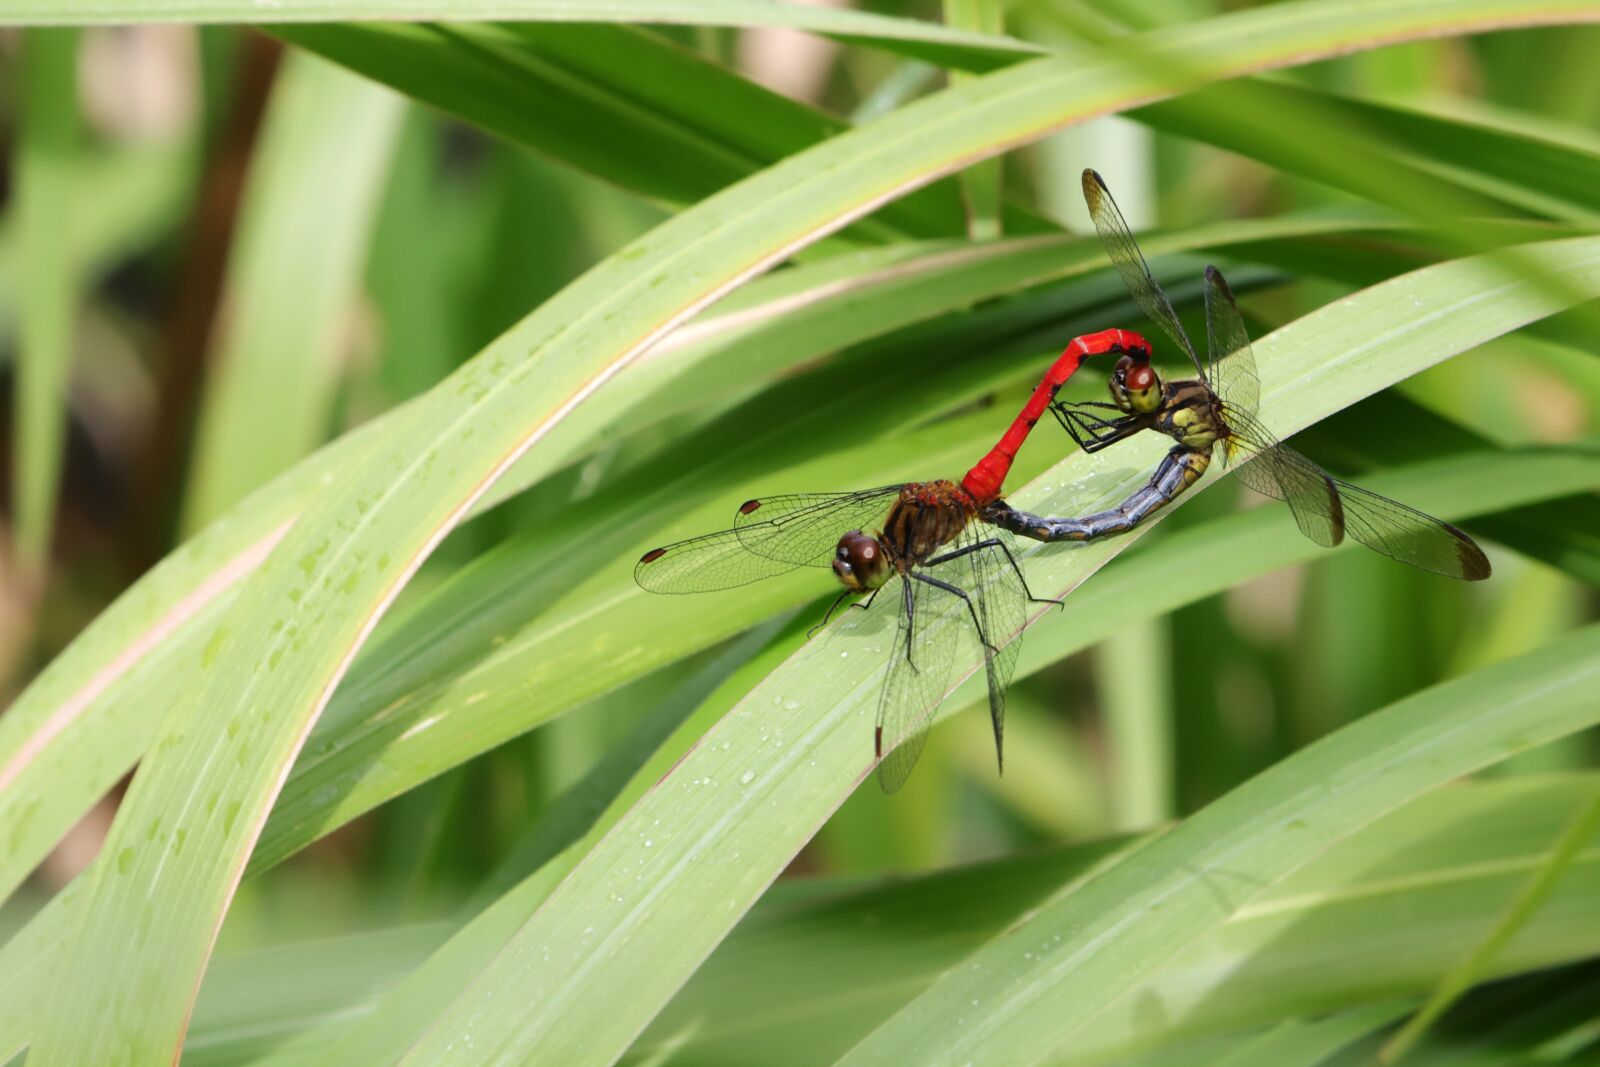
{"left": 1123, "top": 362, "right": 1162, "bottom": 414}
{"left": 832, "top": 530, "right": 890, "bottom": 593}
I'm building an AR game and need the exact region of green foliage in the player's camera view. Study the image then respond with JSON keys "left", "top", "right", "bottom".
{"left": 1, "top": 3, "right": 1597, "bottom": 1065}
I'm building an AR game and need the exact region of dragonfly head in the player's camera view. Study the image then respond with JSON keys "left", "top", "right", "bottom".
{"left": 1109, "top": 354, "right": 1163, "bottom": 415}
{"left": 833, "top": 531, "right": 891, "bottom": 593}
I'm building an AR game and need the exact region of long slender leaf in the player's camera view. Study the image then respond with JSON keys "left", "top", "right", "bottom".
{"left": 945, "top": 0, "right": 1005, "bottom": 239}
{"left": 620, "top": 774, "right": 1599, "bottom": 1065}
{"left": 11, "top": 28, "right": 80, "bottom": 577}
{"left": 0, "top": 1, "right": 1046, "bottom": 72}
{"left": 1379, "top": 782, "right": 1600, "bottom": 1062}
{"left": 275, "top": 22, "right": 968, "bottom": 241}
{"left": 833, "top": 626, "right": 1600, "bottom": 1065}
{"left": 1133, "top": 82, "right": 1600, "bottom": 223}
{"left": 181, "top": 51, "right": 404, "bottom": 529}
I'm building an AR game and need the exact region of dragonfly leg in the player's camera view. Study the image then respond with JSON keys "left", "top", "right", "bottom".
{"left": 808, "top": 587, "right": 869, "bottom": 638}
{"left": 1053, "top": 404, "right": 1095, "bottom": 452}
{"left": 900, "top": 579, "right": 919, "bottom": 674}
{"left": 925, "top": 539, "right": 1064, "bottom": 610}
{"left": 1053, "top": 403, "right": 1146, "bottom": 453}
{"left": 985, "top": 446, "right": 1211, "bottom": 543}
{"left": 911, "top": 571, "right": 1001, "bottom": 657}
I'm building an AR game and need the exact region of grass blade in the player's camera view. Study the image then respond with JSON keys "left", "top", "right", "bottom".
{"left": 1378, "top": 781, "right": 1600, "bottom": 1062}
{"left": 0, "top": 1, "right": 1045, "bottom": 71}
{"left": 10, "top": 28, "right": 80, "bottom": 579}
{"left": 181, "top": 51, "right": 404, "bottom": 529}
{"left": 832, "top": 626, "right": 1600, "bottom": 1066}
{"left": 624, "top": 774, "right": 1600, "bottom": 1064}
{"left": 276, "top": 22, "right": 968, "bottom": 240}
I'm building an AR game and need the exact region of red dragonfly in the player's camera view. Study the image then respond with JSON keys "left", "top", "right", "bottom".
{"left": 986, "top": 169, "right": 1490, "bottom": 582}
{"left": 635, "top": 327, "right": 1148, "bottom": 792}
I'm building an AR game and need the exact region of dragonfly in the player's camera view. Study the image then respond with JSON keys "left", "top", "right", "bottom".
{"left": 985, "top": 168, "right": 1490, "bottom": 582}
{"left": 635, "top": 326, "right": 1150, "bottom": 792}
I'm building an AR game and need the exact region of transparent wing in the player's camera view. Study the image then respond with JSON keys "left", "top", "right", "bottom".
{"left": 1203, "top": 265, "right": 1260, "bottom": 423}
{"left": 1223, "top": 410, "right": 1346, "bottom": 549}
{"left": 1081, "top": 169, "right": 1206, "bottom": 380}
{"left": 874, "top": 525, "right": 1031, "bottom": 793}
{"left": 952, "top": 527, "right": 1027, "bottom": 777}
{"left": 1330, "top": 477, "right": 1492, "bottom": 579}
{"left": 733, "top": 487, "right": 905, "bottom": 565}
{"left": 874, "top": 574, "right": 964, "bottom": 794}
{"left": 635, "top": 486, "right": 903, "bottom": 594}
{"left": 1225, "top": 410, "right": 1490, "bottom": 579}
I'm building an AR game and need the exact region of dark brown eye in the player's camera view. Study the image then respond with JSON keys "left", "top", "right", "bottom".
{"left": 832, "top": 530, "right": 890, "bottom": 593}
{"left": 1126, "top": 364, "right": 1156, "bottom": 392}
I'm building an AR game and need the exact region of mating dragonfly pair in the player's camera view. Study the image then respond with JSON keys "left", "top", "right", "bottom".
{"left": 637, "top": 170, "right": 1490, "bottom": 793}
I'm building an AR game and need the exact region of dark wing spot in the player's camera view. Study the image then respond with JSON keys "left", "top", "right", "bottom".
{"left": 1458, "top": 534, "right": 1492, "bottom": 581}
{"left": 639, "top": 547, "right": 667, "bottom": 564}
{"left": 874, "top": 725, "right": 884, "bottom": 758}
{"left": 739, "top": 499, "right": 763, "bottom": 515}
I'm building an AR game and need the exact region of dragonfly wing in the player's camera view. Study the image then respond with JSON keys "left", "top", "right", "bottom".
{"left": 1223, "top": 411, "right": 1345, "bottom": 549}
{"left": 1221, "top": 409, "right": 1487, "bottom": 578}
{"left": 946, "top": 526, "right": 1027, "bottom": 776}
{"left": 1203, "top": 266, "right": 1261, "bottom": 423}
{"left": 875, "top": 572, "right": 964, "bottom": 795}
{"left": 733, "top": 487, "right": 904, "bottom": 566}
{"left": 636, "top": 486, "right": 903, "bottom": 593}
{"left": 1332, "top": 477, "right": 1492, "bottom": 580}
{"left": 1081, "top": 169, "right": 1206, "bottom": 380}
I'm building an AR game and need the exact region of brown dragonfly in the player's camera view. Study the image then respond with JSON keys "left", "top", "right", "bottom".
{"left": 985, "top": 169, "right": 1490, "bottom": 583}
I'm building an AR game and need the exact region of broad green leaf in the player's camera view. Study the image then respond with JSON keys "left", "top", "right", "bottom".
{"left": 945, "top": 0, "right": 1006, "bottom": 239}
{"left": 1098, "top": 616, "right": 1173, "bottom": 831}
{"left": 185, "top": 924, "right": 448, "bottom": 1067}
{"left": 1379, "top": 782, "right": 1600, "bottom": 1061}
{"left": 11, "top": 28, "right": 81, "bottom": 576}
{"left": 275, "top": 22, "right": 969, "bottom": 241}
{"left": 619, "top": 774, "right": 1600, "bottom": 1066}
{"left": 833, "top": 627, "right": 1600, "bottom": 1065}
{"left": 181, "top": 51, "right": 404, "bottom": 530}
{"left": 1142, "top": 1005, "right": 1414, "bottom": 1067}
{"left": 1134, "top": 82, "right": 1600, "bottom": 223}
{"left": 324, "top": 238, "right": 1600, "bottom": 1067}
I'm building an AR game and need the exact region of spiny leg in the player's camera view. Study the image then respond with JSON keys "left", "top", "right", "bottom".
{"left": 911, "top": 571, "right": 1001, "bottom": 656}
{"left": 1052, "top": 403, "right": 1121, "bottom": 449}
{"left": 925, "top": 538, "right": 1063, "bottom": 610}
{"left": 808, "top": 587, "right": 866, "bottom": 638}
{"left": 1054, "top": 405, "right": 1147, "bottom": 453}
{"left": 900, "top": 579, "right": 918, "bottom": 673}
